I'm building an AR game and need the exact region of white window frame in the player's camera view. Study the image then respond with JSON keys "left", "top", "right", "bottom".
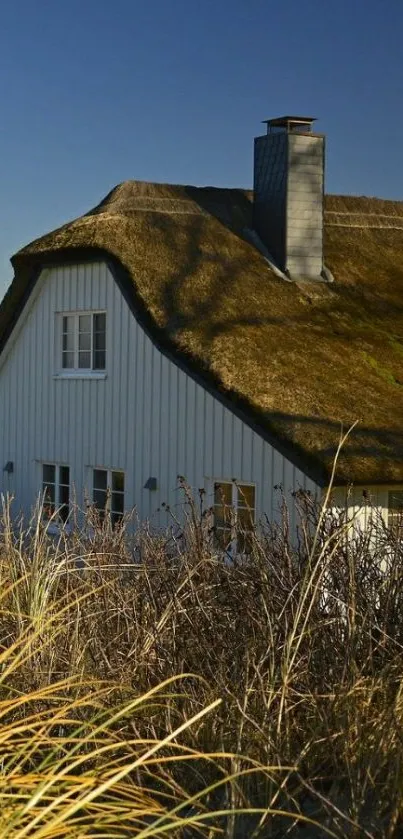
{"left": 41, "top": 462, "right": 70, "bottom": 528}
{"left": 211, "top": 479, "right": 256, "bottom": 556}
{"left": 91, "top": 467, "right": 125, "bottom": 526}
{"left": 55, "top": 310, "right": 107, "bottom": 378}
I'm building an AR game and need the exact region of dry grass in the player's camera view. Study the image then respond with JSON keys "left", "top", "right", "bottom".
{"left": 0, "top": 513, "right": 277, "bottom": 838}
{"left": 1, "top": 485, "right": 403, "bottom": 836}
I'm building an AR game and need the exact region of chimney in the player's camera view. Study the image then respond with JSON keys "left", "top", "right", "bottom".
{"left": 253, "top": 116, "right": 325, "bottom": 281}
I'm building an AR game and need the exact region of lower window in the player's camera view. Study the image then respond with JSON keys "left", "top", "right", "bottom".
{"left": 93, "top": 469, "right": 125, "bottom": 526}
{"left": 42, "top": 464, "right": 70, "bottom": 524}
{"left": 213, "top": 481, "right": 256, "bottom": 554}
{"left": 388, "top": 490, "right": 403, "bottom": 536}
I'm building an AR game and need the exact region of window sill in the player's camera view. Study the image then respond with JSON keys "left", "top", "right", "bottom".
{"left": 53, "top": 372, "right": 107, "bottom": 380}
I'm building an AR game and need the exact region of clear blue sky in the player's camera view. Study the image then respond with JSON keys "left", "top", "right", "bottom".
{"left": 1, "top": 0, "right": 402, "bottom": 296}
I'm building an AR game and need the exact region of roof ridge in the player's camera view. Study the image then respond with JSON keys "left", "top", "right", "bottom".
{"left": 326, "top": 210, "right": 403, "bottom": 218}
{"left": 326, "top": 222, "right": 403, "bottom": 230}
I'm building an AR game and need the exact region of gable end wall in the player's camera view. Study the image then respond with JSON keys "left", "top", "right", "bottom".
{"left": 0, "top": 262, "right": 319, "bottom": 528}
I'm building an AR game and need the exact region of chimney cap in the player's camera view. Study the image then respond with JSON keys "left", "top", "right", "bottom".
{"left": 263, "top": 116, "right": 316, "bottom": 133}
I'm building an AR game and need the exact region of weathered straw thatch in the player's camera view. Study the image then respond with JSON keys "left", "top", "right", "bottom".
{"left": 2, "top": 182, "right": 403, "bottom": 485}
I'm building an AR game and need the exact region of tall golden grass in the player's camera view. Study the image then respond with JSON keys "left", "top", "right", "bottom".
{"left": 0, "top": 551, "right": 278, "bottom": 838}
{"left": 1, "top": 481, "right": 403, "bottom": 837}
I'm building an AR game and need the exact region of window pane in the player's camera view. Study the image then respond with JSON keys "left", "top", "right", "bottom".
{"left": 58, "top": 483, "right": 70, "bottom": 522}
{"left": 43, "top": 483, "right": 55, "bottom": 503}
{"left": 78, "top": 351, "right": 91, "bottom": 369}
{"left": 112, "top": 492, "right": 124, "bottom": 514}
{"left": 214, "top": 477, "right": 233, "bottom": 549}
{"left": 112, "top": 472, "right": 124, "bottom": 492}
{"left": 215, "top": 508, "right": 232, "bottom": 529}
{"left": 214, "top": 482, "right": 233, "bottom": 544}
{"left": 42, "top": 478, "right": 55, "bottom": 518}
{"left": 59, "top": 466, "right": 70, "bottom": 486}
{"left": 63, "top": 315, "right": 74, "bottom": 335}
{"left": 214, "top": 482, "right": 232, "bottom": 506}
{"left": 42, "top": 464, "right": 56, "bottom": 519}
{"left": 93, "top": 350, "right": 106, "bottom": 370}
{"left": 237, "top": 488, "right": 255, "bottom": 554}
{"left": 62, "top": 331, "right": 74, "bottom": 352}
{"left": 111, "top": 473, "right": 124, "bottom": 517}
{"left": 43, "top": 484, "right": 55, "bottom": 508}
{"left": 237, "top": 484, "right": 255, "bottom": 509}
{"left": 93, "top": 314, "right": 106, "bottom": 369}
{"left": 93, "top": 469, "right": 108, "bottom": 491}
{"left": 94, "top": 330, "right": 106, "bottom": 351}
{"left": 237, "top": 507, "right": 255, "bottom": 530}
{"left": 62, "top": 316, "right": 75, "bottom": 367}
{"left": 93, "top": 313, "right": 106, "bottom": 336}
{"left": 43, "top": 464, "right": 56, "bottom": 484}
{"left": 79, "top": 314, "right": 91, "bottom": 334}
{"left": 93, "top": 489, "right": 107, "bottom": 510}
{"left": 78, "top": 331, "right": 91, "bottom": 351}
{"left": 62, "top": 351, "right": 75, "bottom": 369}
{"left": 59, "top": 483, "right": 69, "bottom": 506}
{"left": 111, "top": 511, "right": 123, "bottom": 527}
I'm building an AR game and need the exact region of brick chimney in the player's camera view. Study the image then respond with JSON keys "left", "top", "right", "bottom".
{"left": 253, "top": 116, "right": 325, "bottom": 281}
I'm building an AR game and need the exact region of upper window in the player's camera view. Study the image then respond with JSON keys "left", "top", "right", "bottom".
{"left": 61, "top": 312, "right": 106, "bottom": 372}
{"left": 42, "top": 463, "right": 70, "bottom": 524}
{"left": 388, "top": 490, "right": 403, "bottom": 536}
{"left": 213, "top": 481, "right": 256, "bottom": 554}
{"left": 93, "top": 468, "right": 125, "bottom": 527}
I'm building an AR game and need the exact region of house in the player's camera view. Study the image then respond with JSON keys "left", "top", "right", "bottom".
{"left": 1, "top": 114, "right": 403, "bottom": 543}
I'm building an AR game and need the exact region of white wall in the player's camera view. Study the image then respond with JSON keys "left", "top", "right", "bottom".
{"left": 331, "top": 485, "right": 396, "bottom": 531}
{"left": 0, "top": 261, "right": 319, "bottom": 528}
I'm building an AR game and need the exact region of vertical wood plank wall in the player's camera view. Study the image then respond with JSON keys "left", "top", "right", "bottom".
{"left": 331, "top": 485, "right": 391, "bottom": 532}
{"left": 0, "top": 262, "right": 319, "bottom": 526}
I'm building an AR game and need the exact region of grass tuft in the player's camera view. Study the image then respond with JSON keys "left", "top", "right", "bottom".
{"left": 1, "top": 487, "right": 403, "bottom": 836}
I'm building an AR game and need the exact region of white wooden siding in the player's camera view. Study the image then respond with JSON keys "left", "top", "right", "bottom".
{"left": 331, "top": 485, "right": 395, "bottom": 531}
{"left": 0, "top": 262, "right": 319, "bottom": 527}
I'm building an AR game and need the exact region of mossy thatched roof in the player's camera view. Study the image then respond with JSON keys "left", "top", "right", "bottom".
{"left": 2, "top": 181, "right": 403, "bottom": 486}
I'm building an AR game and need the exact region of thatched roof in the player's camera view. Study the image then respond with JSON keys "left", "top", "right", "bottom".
{"left": 2, "top": 181, "right": 403, "bottom": 486}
